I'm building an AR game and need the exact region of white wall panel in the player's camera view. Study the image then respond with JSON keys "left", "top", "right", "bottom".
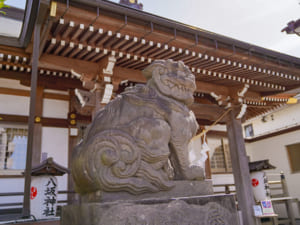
{"left": 0, "top": 94, "right": 30, "bottom": 116}
{"left": 41, "top": 127, "right": 69, "bottom": 196}
{"left": 42, "top": 99, "right": 69, "bottom": 119}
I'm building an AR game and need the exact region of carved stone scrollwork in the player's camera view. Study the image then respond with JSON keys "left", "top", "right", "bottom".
{"left": 72, "top": 129, "right": 174, "bottom": 194}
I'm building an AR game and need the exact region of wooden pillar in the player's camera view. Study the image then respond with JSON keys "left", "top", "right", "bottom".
{"left": 67, "top": 90, "right": 78, "bottom": 203}
{"left": 202, "top": 128, "right": 212, "bottom": 179}
{"left": 32, "top": 85, "right": 44, "bottom": 166}
{"left": 226, "top": 108, "right": 257, "bottom": 225}
{"left": 68, "top": 133, "right": 77, "bottom": 203}
{"left": 22, "top": 15, "right": 41, "bottom": 218}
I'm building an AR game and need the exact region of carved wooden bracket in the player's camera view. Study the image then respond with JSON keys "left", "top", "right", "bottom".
{"left": 209, "top": 84, "right": 250, "bottom": 120}
{"left": 71, "top": 55, "right": 117, "bottom": 118}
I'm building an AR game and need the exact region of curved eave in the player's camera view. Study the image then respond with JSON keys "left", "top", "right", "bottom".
{"left": 64, "top": 0, "right": 300, "bottom": 68}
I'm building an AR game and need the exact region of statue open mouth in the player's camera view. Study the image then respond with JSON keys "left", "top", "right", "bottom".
{"left": 156, "top": 71, "right": 196, "bottom": 106}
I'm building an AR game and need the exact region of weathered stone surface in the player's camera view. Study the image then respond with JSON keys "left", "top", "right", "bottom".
{"left": 61, "top": 195, "right": 239, "bottom": 225}
{"left": 72, "top": 60, "right": 204, "bottom": 195}
{"left": 81, "top": 180, "right": 213, "bottom": 203}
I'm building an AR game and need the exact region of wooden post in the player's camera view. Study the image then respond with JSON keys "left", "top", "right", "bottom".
{"left": 205, "top": 151, "right": 212, "bottom": 179}
{"left": 202, "top": 128, "right": 212, "bottom": 179}
{"left": 32, "top": 85, "right": 44, "bottom": 166}
{"left": 22, "top": 16, "right": 41, "bottom": 218}
{"left": 68, "top": 134, "right": 78, "bottom": 203}
{"left": 280, "top": 172, "right": 296, "bottom": 225}
{"left": 226, "top": 108, "right": 257, "bottom": 225}
{"left": 68, "top": 90, "right": 77, "bottom": 204}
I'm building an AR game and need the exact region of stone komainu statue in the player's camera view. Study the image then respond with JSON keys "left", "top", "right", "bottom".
{"left": 72, "top": 59, "right": 204, "bottom": 195}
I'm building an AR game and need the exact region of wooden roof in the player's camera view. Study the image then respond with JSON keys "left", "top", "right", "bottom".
{"left": 31, "top": 157, "right": 70, "bottom": 176}
{"left": 1, "top": 0, "right": 300, "bottom": 124}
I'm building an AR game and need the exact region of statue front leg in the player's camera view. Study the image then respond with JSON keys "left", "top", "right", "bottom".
{"left": 169, "top": 142, "right": 204, "bottom": 181}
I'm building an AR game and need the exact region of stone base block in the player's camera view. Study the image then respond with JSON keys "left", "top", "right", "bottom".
{"left": 81, "top": 180, "right": 213, "bottom": 203}
{"left": 61, "top": 194, "right": 239, "bottom": 225}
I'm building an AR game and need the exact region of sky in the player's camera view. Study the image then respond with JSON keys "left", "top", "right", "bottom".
{"left": 108, "top": 0, "right": 300, "bottom": 59}
{"left": 5, "top": 0, "right": 300, "bottom": 58}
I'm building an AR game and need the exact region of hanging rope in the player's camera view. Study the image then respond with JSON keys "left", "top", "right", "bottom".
{"left": 191, "top": 108, "right": 232, "bottom": 142}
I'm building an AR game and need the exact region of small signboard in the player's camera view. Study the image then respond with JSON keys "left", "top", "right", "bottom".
{"left": 261, "top": 200, "right": 275, "bottom": 215}
{"left": 30, "top": 175, "right": 58, "bottom": 219}
{"left": 253, "top": 205, "right": 263, "bottom": 216}
{"left": 29, "top": 158, "right": 69, "bottom": 219}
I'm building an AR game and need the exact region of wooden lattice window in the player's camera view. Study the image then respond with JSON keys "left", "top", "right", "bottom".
{"left": 210, "top": 139, "right": 232, "bottom": 173}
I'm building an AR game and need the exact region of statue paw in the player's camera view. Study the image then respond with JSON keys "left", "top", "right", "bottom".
{"left": 185, "top": 165, "right": 205, "bottom": 180}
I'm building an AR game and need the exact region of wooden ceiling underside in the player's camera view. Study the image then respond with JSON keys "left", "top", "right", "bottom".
{"left": 1, "top": 1, "right": 300, "bottom": 123}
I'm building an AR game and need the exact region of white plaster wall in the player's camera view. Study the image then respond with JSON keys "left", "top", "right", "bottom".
{"left": 41, "top": 127, "right": 69, "bottom": 202}
{"left": 0, "top": 93, "right": 70, "bottom": 206}
{"left": 243, "top": 103, "right": 300, "bottom": 138}
{"left": 42, "top": 99, "right": 69, "bottom": 119}
{"left": 0, "top": 178, "right": 24, "bottom": 209}
{"left": 0, "top": 127, "right": 69, "bottom": 208}
{"left": 0, "top": 78, "right": 30, "bottom": 90}
{"left": 246, "top": 130, "right": 300, "bottom": 218}
{"left": 0, "top": 94, "right": 30, "bottom": 116}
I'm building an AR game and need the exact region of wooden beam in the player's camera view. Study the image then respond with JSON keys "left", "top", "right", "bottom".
{"left": 0, "top": 87, "right": 30, "bottom": 97}
{"left": 43, "top": 92, "right": 69, "bottom": 101}
{"left": 206, "top": 130, "right": 227, "bottom": 137}
{"left": 53, "top": 40, "right": 66, "bottom": 55}
{"left": 0, "top": 114, "right": 69, "bottom": 128}
{"left": 45, "top": 38, "right": 57, "bottom": 54}
{"left": 38, "top": 54, "right": 236, "bottom": 96}
{"left": 0, "top": 69, "right": 82, "bottom": 91}
{"left": 190, "top": 103, "right": 227, "bottom": 122}
{"left": 83, "top": 47, "right": 100, "bottom": 61}
{"left": 0, "top": 114, "right": 27, "bottom": 123}
{"left": 244, "top": 124, "right": 300, "bottom": 143}
{"left": 70, "top": 23, "right": 85, "bottom": 41}
{"left": 226, "top": 108, "right": 257, "bottom": 225}
{"left": 62, "top": 21, "right": 75, "bottom": 39}
{"left": 39, "top": 18, "right": 54, "bottom": 57}
{"left": 39, "top": 53, "right": 100, "bottom": 76}
{"left": 61, "top": 42, "right": 75, "bottom": 57}
{"left": 0, "top": 45, "right": 29, "bottom": 59}
{"left": 52, "top": 18, "right": 65, "bottom": 36}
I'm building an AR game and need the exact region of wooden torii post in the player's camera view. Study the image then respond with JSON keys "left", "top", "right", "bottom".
{"left": 225, "top": 85, "right": 257, "bottom": 225}
{"left": 226, "top": 108, "right": 257, "bottom": 225}
{"left": 203, "top": 84, "right": 257, "bottom": 224}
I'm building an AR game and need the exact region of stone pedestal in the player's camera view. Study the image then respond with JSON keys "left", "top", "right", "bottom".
{"left": 81, "top": 180, "right": 214, "bottom": 203}
{"left": 61, "top": 181, "right": 240, "bottom": 225}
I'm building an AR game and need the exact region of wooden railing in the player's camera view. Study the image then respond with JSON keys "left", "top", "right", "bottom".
{"left": 213, "top": 183, "right": 236, "bottom": 195}
{"left": 267, "top": 172, "right": 300, "bottom": 225}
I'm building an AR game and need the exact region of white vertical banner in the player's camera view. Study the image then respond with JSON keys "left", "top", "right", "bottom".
{"left": 30, "top": 175, "right": 58, "bottom": 219}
